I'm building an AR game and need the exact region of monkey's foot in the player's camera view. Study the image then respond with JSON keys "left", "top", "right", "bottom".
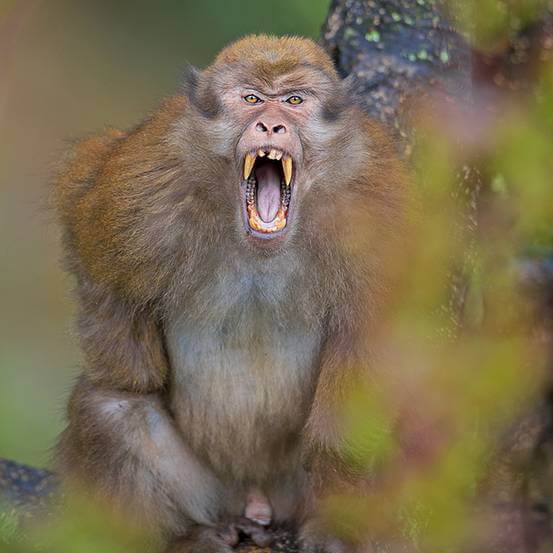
{"left": 167, "top": 520, "right": 272, "bottom": 552}
{"left": 225, "top": 516, "right": 273, "bottom": 548}
{"left": 245, "top": 488, "right": 272, "bottom": 526}
{"left": 299, "top": 536, "right": 348, "bottom": 553}
{"left": 167, "top": 526, "right": 236, "bottom": 553}
{"left": 237, "top": 525, "right": 300, "bottom": 552}
{"left": 299, "top": 523, "right": 347, "bottom": 553}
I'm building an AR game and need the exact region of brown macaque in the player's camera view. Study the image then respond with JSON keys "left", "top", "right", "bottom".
{"left": 54, "top": 35, "right": 412, "bottom": 552}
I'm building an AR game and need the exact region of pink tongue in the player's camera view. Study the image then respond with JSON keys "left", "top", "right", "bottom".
{"left": 255, "top": 164, "right": 281, "bottom": 223}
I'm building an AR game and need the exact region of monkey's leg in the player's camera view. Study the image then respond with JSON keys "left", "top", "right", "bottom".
{"left": 56, "top": 377, "right": 224, "bottom": 535}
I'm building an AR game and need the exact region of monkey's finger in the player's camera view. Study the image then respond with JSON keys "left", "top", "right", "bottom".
{"left": 217, "top": 523, "right": 240, "bottom": 546}
{"left": 233, "top": 517, "right": 273, "bottom": 548}
{"left": 248, "top": 527, "right": 273, "bottom": 548}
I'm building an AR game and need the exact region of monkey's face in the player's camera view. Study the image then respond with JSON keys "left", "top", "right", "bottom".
{"left": 187, "top": 36, "right": 357, "bottom": 249}
{"left": 223, "top": 72, "right": 348, "bottom": 247}
{"left": 230, "top": 81, "right": 308, "bottom": 242}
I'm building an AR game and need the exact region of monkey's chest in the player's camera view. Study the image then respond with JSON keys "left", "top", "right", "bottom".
{"left": 166, "top": 311, "right": 321, "bottom": 480}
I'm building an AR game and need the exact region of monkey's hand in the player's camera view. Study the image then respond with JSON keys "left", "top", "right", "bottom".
{"left": 168, "top": 519, "right": 272, "bottom": 553}
{"left": 224, "top": 517, "right": 273, "bottom": 548}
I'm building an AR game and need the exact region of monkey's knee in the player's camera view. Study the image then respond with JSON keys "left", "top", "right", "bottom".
{"left": 57, "top": 380, "right": 223, "bottom": 532}
{"left": 58, "top": 382, "right": 169, "bottom": 467}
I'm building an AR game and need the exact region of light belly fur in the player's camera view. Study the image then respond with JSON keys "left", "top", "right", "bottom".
{"left": 166, "top": 299, "right": 322, "bottom": 482}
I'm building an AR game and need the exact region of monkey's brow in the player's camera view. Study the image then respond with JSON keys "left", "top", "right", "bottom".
{"left": 243, "top": 86, "right": 316, "bottom": 98}
{"left": 278, "top": 88, "right": 316, "bottom": 97}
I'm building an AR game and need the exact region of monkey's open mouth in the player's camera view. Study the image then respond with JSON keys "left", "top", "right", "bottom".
{"left": 242, "top": 148, "right": 293, "bottom": 236}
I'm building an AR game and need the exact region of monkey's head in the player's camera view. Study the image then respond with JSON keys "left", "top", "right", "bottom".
{"left": 184, "top": 35, "right": 363, "bottom": 249}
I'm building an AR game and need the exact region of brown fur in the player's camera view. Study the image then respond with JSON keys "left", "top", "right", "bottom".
{"left": 54, "top": 35, "right": 412, "bottom": 552}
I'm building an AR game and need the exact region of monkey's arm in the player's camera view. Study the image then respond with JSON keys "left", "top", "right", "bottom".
{"left": 56, "top": 377, "right": 224, "bottom": 534}
{"left": 52, "top": 107, "right": 229, "bottom": 536}
{"left": 56, "top": 234, "right": 224, "bottom": 536}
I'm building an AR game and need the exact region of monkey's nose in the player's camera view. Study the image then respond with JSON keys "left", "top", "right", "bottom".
{"left": 255, "top": 121, "right": 287, "bottom": 135}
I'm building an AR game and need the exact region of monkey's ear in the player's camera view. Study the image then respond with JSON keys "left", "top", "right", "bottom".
{"left": 180, "top": 64, "right": 201, "bottom": 98}
{"left": 323, "top": 73, "right": 365, "bottom": 122}
{"left": 180, "top": 64, "right": 221, "bottom": 119}
{"left": 342, "top": 73, "right": 366, "bottom": 109}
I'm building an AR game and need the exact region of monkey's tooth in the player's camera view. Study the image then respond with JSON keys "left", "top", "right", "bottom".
{"left": 258, "top": 149, "right": 266, "bottom": 157}
{"left": 282, "top": 156, "right": 292, "bottom": 186}
{"left": 244, "top": 153, "right": 256, "bottom": 180}
{"left": 275, "top": 151, "right": 283, "bottom": 160}
{"left": 268, "top": 149, "right": 278, "bottom": 160}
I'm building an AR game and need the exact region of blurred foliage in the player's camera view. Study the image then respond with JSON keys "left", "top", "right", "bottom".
{"left": 1, "top": 0, "right": 553, "bottom": 551}
{"left": 322, "top": 4, "right": 553, "bottom": 548}
{"left": 494, "top": 74, "right": 553, "bottom": 250}
{"left": 451, "top": 0, "right": 549, "bottom": 51}
{"left": 0, "top": 492, "right": 158, "bottom": 553}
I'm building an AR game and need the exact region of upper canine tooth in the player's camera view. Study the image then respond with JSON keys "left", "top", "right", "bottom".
{"left": 257, "top": 149, "right": 266, "bottom": 157}
{"left": 244, "top": 153, "right": 256, "bottom": 179}
{"left": 268, "top": 149, "right": 278, "bottom": 160}
{"left": 282, "top": 156, "right": 292, "bottom": 186}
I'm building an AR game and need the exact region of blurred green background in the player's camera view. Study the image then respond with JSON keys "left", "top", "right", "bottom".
{"left": 0, "top": 0, "right": 330, "bottom": 467}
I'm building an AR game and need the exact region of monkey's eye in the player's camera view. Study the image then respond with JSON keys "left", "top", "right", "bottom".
{"left": 286, "top": 95, "right": 303, "bottom": 105}
{"left": 244, "top": 94, "right": 263, "bottom": 104}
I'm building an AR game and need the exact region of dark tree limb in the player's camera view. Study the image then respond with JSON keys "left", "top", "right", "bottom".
{"left": 322, "top": 0, "right": 472, "bottom": 142}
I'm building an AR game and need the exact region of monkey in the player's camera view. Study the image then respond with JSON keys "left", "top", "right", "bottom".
{"left": 53, "top": 34, "right": 412, "bottom": 552}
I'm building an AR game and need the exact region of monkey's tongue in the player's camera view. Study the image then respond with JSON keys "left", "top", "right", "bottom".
{"left": 255, "top": 164, "right": 281, "bottom": 223}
